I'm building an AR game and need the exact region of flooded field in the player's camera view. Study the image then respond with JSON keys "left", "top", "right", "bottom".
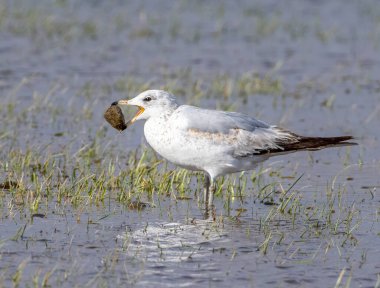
{"left": 0, "top": 0, "right": 379, "bottom": 287}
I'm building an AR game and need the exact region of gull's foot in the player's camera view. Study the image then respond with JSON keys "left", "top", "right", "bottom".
{"left": 203, "top": 203, "right": 216, "bottom": 221}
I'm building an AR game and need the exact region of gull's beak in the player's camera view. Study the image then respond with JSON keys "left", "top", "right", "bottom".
{"left": 117, "top": 100, "right": 128, "bottom": 105}
{"left": 114, "top": 99, "right": 145, "bottom": 124}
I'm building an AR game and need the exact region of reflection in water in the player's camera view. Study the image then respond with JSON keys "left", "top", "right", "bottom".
{"left": 118, "top": 221, "right": 230, "bottom": 287}
{"left": 120, "top": 221, "right": 229, "bottom": 262}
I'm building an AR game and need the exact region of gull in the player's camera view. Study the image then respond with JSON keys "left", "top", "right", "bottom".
{"left": 114, "top": 90, "right": 355, "bottom": 209}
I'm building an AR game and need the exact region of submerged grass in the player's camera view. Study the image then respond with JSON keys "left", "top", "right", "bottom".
{"left": 0, "top": 1, "right": 359, "bottom": 47}
{"left": 108, "top": 69, "right": 283, "bottom": 105}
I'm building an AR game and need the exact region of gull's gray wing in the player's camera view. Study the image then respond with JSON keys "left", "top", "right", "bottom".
{"left": 170, "top": 105, "right": 298, "bottom": 156}
{"left": 171, "top": 105, "right": 270, "bottom": 133}
{"left": 170, "top": 105, "right": 354, "bottom": 156}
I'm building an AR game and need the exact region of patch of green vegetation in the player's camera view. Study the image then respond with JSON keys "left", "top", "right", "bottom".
{"left": 0, "top": 5, "right": 102, "bottom": 43}
{"left": 255, "top": 14, "right": 280, "bottom": 39}
{"left": 106, "top": 70, "right": 283, "bottom": 110}
{"left": 130, "top": 26, "right": 155, "bottom": 39}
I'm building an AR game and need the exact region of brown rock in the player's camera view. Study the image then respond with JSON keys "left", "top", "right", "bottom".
{"left": 104, "top": 105, "right": 127, "bottom": 131}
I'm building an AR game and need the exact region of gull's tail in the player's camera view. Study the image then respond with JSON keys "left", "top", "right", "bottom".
{"left": 261, "top": 128, "right": 357, "bottom": 155}
{"left": 279, "top": 135, "right": 356, "bottom": 152}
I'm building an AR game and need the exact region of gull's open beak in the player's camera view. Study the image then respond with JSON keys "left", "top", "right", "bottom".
{"left": 114, "top": 99, "right": 145, "bottom": 124}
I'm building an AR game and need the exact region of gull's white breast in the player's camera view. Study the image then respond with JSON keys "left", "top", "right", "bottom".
{"left": 144, "top": 115, "right": 233, "bottom": 174}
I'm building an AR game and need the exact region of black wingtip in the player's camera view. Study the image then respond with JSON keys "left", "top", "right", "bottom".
{"left": 111, "top": 101, "right": 118, "bottom": 106}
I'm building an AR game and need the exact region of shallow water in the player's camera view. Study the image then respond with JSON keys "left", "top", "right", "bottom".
{"left": 1, "top": 0, "right": 380, "bottom": 287}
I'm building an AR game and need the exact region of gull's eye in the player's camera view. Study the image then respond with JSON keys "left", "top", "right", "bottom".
{"left": 143, "top": 96, "right": 152, "bottom": 102}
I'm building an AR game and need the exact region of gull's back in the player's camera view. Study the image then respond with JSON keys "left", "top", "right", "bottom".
{"left": 171, "top": 105, "right": 270, "bottom": 133}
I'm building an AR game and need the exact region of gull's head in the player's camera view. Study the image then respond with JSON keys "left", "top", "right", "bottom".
{"left": 115, "top": 90, "right": 178, "bottom": 124}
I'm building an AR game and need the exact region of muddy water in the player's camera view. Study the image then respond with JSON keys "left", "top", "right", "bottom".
{"left": 1, "top": 0, "right": 380, "bottom": 287}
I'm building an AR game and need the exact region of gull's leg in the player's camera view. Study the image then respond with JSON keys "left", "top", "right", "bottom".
{"left": 203, "top": 174, "right": 210, "bottom": 205}
{"left": 208, "top": 179, "right": 215, "bottom": 209}
{"left": 203, "top": 174, "right": 211, "bottom": 219}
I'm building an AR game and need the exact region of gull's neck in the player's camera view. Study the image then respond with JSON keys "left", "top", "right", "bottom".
{"left": 149, "top": 103, "right": 179, "bottom": 122}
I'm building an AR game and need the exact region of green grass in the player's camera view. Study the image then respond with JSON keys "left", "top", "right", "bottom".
{"left": 0, "top": 1, "right": 367, "bottom": 48}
